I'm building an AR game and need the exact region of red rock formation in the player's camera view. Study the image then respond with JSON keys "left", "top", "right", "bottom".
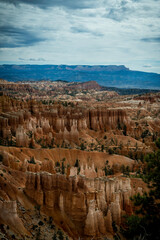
{"left": 67, "top": 81, "right": 102, "bottom": 91}
{"left": 0, "top": 200, "right": 30, "bottom": 236}
{"left": 16, "top": 125, "right": 28, "bottom": 147}
{"left": 24, "top": 172, "right": 133, "bottom": 238}
{"left": 0, "top": 95, "right": 130, "bottom": 146}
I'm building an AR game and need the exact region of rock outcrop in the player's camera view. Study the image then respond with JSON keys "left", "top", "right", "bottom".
{"left": 0, "top": 96, "right": 129, "bottom": 146}
{"left": 0, "top": 200, "right": 30, "bottom": 236}
{"left": 24, "top": 172, "right": 132, "bottom": 238}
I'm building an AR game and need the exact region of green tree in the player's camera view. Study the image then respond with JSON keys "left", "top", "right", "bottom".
{"left": 57, "top": 229, "right": 64, "bottom": 240}
{"left": 36, "top": 228, "right": 40, "bottom": 240}
{"left": 122, "top": 150, "right": 160, "bottom": 240}
{"left": 74, "top": 159, "right": 79, "bottom": 167}
{"left": 123, "top": 124, "right": 127, "bottom": 136}
{"left": 61, "top": 162, "right": 65, "bottom": 174}
{"left": 29, "top": 156, "right": 36, "bottom": 164}
{"left": 53, "top": 232, "right": 57, "bottom": 240}
{"left": 104, "top": 161, "right": 113, "bottom": 176}
{"left": 80, "top": 143, "right": 86, "bottom": 151}
{"left": 125, "top": 166, "right": 130, "bottom": 176}
{"left": 155, "top": 137, "right": 160, "bottom": 149}
{"left": 104, "top": 166, "right": 108, "bottom": 176}
{"left": 117, "top": 119, "right": 121, "bottom": 130}
{"left": 108, "top": 148, "right": 114, "bottom": 154}
{"left": 55, "top": 161, "right": 60, "bottom": 167}
{"left": 120, "top": 164, "right": 125, "bottom": 174}
{"left": 0, "top": 154, "right": 3, "bottom": 162}
{"left": 101, "top": 144, "right": 104, "bottom": 152}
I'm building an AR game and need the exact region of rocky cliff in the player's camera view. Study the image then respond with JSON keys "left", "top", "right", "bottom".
{"left": 0, "top": 96, "right": 129, "bottom": 147}
{"left": 0, "top": 144, "right": 141, "bottom": 239}
{"left": 24, "top": 171, "right": 133, "bottom": 238}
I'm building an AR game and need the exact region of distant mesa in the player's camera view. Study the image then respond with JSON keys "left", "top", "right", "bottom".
{"left": 0, "top": 64, "right": 159, "bottom": 89}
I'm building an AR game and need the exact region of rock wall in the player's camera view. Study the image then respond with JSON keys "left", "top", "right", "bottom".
{"left": 0, "top": 200, "right": 30, "bottom": 236}
{"left": 0, "top": 96, "right": 129, "bottom": 146}
{"left": 24, "top": 172, "right": 132, "bottom": 238}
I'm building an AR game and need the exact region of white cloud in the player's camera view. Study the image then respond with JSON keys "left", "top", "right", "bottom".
{"left": 0, "top": 0, "right": 159, "bottom": 72}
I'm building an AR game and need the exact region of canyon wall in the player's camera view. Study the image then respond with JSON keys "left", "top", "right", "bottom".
{"left": 0, "top": 96, "right": 129, "bottom": 146}
{"left": 24, "top": 171, "right": 133, "bottom": 238}
{"left": 0, "top": 200, "right": 30, "bottom": 236}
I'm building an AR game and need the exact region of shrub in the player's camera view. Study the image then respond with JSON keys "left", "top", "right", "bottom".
{"left": 108, "top": 148, "right": 114, "bottom": 154}
{"left": 0, "top": 154, "right": 3, "bottom": 162}
{"left": 61, "top": 162, "right": 65, "bottom": 174}
{"left": 29, "top": 156, "right": 36, "bottom": 164}
{"left": 38, "top": 220, "right": 44, "bottom": 226}
{"left": 57, "top": 229, "right": 64, "bottom": 240}
{"left": 74, "top": 159, "right": 79, "bottom": 168}
{"left": 80, "top": 143, "right": 86, "bottom": 151}
{"left": 55, "top": 161, "right": 60, "bottom": 167}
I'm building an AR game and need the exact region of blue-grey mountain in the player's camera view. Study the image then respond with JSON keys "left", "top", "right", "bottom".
{"left": 0, "top": 65, "right": 159, "bottom": 89}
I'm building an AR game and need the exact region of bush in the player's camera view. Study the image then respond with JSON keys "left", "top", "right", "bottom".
{"left": 55, "top": 161, "right": 60, "bottom": 167}
{"left": 53, "top": 232, "right": 57, "bottom": 240}
{"left": 29, "top": 156, "right": 36, "bottom": 164}
{"left": 80, "top": 143, "right": 86, "bottom": 151}
{"left": 156, "top": 138, "right": 160, "bottom": 149}
{"left": 49, "top": 216, "right": 53, "bottom": 224}
{"left": 108, "top": 148, "right": 114, "bottom": 154}
{"left": 74, "top": 159, "right": 79, "bottom": 168}
{"left": 123, "top": 124, "right": 127, "bottom": 136}
{"left": 57, "top": 229, "right": 64, "bottom": 240}
{"left": 38, "top": 220, "right": 44, "bottom": 226}
{"left": 122, "top": 150, "right": 160, "bottom": 240}
{"left": 61, "top": 162, "right": 65, "bottom": 174}
{"left": 32, "top": 225, "right": 38, "bottom": 230}
{"left": 0, "top": 154, "right": 3, "bottom": 162}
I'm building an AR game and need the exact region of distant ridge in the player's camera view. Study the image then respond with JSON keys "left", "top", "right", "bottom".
{"left": 0, "top": 64, "right": 159, "bottom": 89}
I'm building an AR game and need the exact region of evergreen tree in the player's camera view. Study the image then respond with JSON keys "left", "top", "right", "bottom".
{"left": 80, "top": 142, "right": 86, "bottom": 151}
{"left": 120, "top": 164, "right": 125, "bottom": 174}
{"left": 122, "top": 150, "right": 160, "bottom": 240}
{"left": 101, "top": 144, "right": 104, "bottom": 152}
{"left": 53, "top": 232, "right": 57, "bottom": 240}
{"left": 61, "top": 162, "right": 65, "bottom": 174}
{"left": 155, "top": 137, "right": 160, "bottom": 149}
{"left": 74, "top": 159, "right": 79, "bottom": 167}
{"left": 57, "top": 229, "right": 64, "bottom": 240}
{"left": 123, "top": 124, "right": 127, "bottom": 136}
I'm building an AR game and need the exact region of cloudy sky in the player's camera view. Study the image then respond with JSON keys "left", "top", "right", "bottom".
{"left": 0, "top": 0, "right": 160, "bottom": 73}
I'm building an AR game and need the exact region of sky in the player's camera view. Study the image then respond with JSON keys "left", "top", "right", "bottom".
{"left": 0, "top": 0, "right": 160, "bottom": 73}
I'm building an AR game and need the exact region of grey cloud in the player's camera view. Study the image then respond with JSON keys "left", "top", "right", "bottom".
{"left": 0, "top": 25, "right": 46, "bottom": 48}
{"left": 106, "top": 7, "right": 131, "bottom": 21}
{"left": 141, "top": 37, "right": 160, "bottom": 42}
{"left": 19, "top": 58, "right": 46, "bottom": 61}
{"left": 104, "top": 0, "right": 159, "bottom": 22}
{"left": 143, "top": 65, "right": 152, "bottom": 68}
{"left": 71, "top": 26, "right": 90, "bottom": 34}
{"left": 0, "top": 0, "right": 97, "bottom": 9}
{"left": 103, "top": 0, "right": 134, "bottom": 22}
{"left": 71, "top": 26, "right": 104, "bottom": 37}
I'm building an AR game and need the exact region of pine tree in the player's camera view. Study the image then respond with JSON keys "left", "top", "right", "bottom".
{"left": 61, "top": 162, "right": 65, "bottom": 174}
{"left": 74, "top": 159, "right": 79, "bottom": 167}
{"left": 53, "top": 232, "right": 57, "bottom": 240}
{"left": 122, "top": 150, "right": 160, "bottom": 239}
